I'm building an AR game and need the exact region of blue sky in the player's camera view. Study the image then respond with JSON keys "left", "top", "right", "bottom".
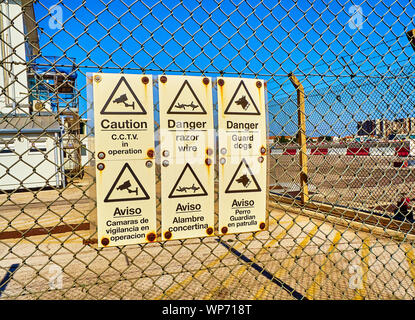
{"left": 31, "top": 0, "right": 415, "bottom": 137}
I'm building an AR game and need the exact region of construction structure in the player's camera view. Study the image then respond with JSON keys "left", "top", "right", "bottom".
{"left": 0, "top": 0, "right": 83, "bottom": 188}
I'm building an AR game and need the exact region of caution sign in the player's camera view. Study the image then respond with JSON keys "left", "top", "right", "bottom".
{"left": 93, "top": 73, "right": 155, "bottom": 161}
{"left": 159, "top": 75, "right": 215, "bottom": 241}
{"left": 104, "top": 163, "right": 150, "bottom": 202}
{"left": 100, "top": 76, "right": 147, "bottom": 115}
{"left": 219, "top": 156, "right": 268, "bottom": 235}
{"left": 217, "top": 77, "right": 267, "bottom": 157}
{"left": 95, "top": 160, "right": 157, "bottom": 247}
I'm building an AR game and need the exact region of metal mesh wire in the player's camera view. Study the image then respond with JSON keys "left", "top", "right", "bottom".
{"left": 1, "top": 0, "right": 415, "bottom": 300}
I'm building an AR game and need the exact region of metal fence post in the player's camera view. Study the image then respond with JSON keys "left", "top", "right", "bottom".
{"left": 288, "top": 72, "right": 309, "bottom": 203}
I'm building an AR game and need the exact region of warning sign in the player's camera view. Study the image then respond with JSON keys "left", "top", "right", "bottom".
{"left": 160, "top": 162, "right": 214, "bottom": 241}
{"left": 224, "top": 80, "right": 261, "bottom": 115}
{"left": 100, "top": 76, "right": 147, "bottom": 115}
{"left": 218, "top": 77, "right": 268, "bottom": 235}
{"left": 158, "top": 75, "right": 214, "bottom": 160}
{"left": 104, "top": 163, "right": 150, "bottom": 202}
{"left": 168, "top": 163, "right": 208, "bottom": 198}
{"left": 219, "top": 156, "right": 268, "bottom": 235}
{"left": 217, "top": 77, "right": 267, "bottom": 157}
{"left": 159, "top": 75, "right": 215, "bottom": 241}
{"left": 95, "top": 160, "right": 157, "bottom": 247}
{"left": 225, "top": 158, "right": 261, "bottom": 194}
{"left": 166, "top": 80, "right": 207, "bottom": 114}
{"left": 93, "top": 73, "right": 155, "bottom": 161}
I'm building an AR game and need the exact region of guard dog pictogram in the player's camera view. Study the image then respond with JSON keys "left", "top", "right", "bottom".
{"left": 224, "top": 80, "right": 261, "bottom": 115}
{"left": 225, "top": 158, "right": 261, "bottom": 193}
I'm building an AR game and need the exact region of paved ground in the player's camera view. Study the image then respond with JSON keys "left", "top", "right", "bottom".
{"left": 0, "top": 158, "right": 415, "bottom": 300}
{"left": 272, "top": 154, "right": 415, "bottom": 215}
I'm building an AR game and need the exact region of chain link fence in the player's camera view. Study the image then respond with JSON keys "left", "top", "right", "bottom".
{"left": 1, "top": 0, "right": 415, "bottom": 300}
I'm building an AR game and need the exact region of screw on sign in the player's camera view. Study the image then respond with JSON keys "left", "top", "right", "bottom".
{"left": 101, "top": 237, "right": 110, "bottom": 246}
{"left": 146, "top": 232, "right": 156, "bottom": 242}
{"left": 147, "top": 149, "right": 154, "bottom": 158}
{"left": 206, "top": 227, "right": 214, "bottom": 235}
{"left": 142, "top": 76, "right": 149, "bottom": 84}
{"left": 145, "top": 160, "right": 153, "bottom": 168}
{"left": 97, "top": 163, "right": 105, "bottom": 171}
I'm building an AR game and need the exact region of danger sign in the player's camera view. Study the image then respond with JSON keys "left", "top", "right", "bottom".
{"left": 217, "top": 77, "right": 267, "bottom": 157}
{"left": 159, "top": 75, "right": 215, "bottom": 241}
{"left": 217, "top": 77, "right": 268, "bottom": 235}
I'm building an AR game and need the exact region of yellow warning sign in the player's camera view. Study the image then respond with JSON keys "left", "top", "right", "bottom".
{"left": 93, "top": 73, "right": 155, "bottom": 161}
{"left": 160, "top": 161, "right": 214, "bottom": 241}
{"left": 168, "top": 163, "right": 208, "bottom": 198}
{"left": 218, "top": 156, "right": 268, "bottom": 235}
{"left": 166, "top": 80, "right": 207, "bottom": 115}
{"left": 223, "top": 80, "right": 261, "bottom": 115}
{"left": 218, "top": 77, "right": 268, "bottom": 235}
{"left": 224, "top": 158, "right": 262, "bottom": 194}
{"left": 217, "top": 77, "right": 267, "bottom": 157}
{"left": 95, "top": 160, "right": 157, "bottom": 247}
{"left": 159, "top": 75, "right": 215, "bottom": 241}
{"left": 104, "top": 163, "right": 150, "bottom": 202}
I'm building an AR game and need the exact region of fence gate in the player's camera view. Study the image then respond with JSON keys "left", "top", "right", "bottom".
{"left": 1, "top": 0, "right": 415, "bottom": 300}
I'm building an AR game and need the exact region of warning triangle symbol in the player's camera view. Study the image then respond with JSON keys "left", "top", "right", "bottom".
{"left": 168, "top": 163, "right": 208, "bottom": 198}
{"left": 104, "top": 163, "right": 150, "bottom": 202}
{"left": 224, "top": 80, "right": 261, "bottom": 115}
{"left": 166, "top": 80, "right": 207, "bottom": 114}
{"left": 225, "top": 158, "right": 261, "bottom": 193}
{"left": 100, "top": 76, "right": 147, "bottom": 115}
